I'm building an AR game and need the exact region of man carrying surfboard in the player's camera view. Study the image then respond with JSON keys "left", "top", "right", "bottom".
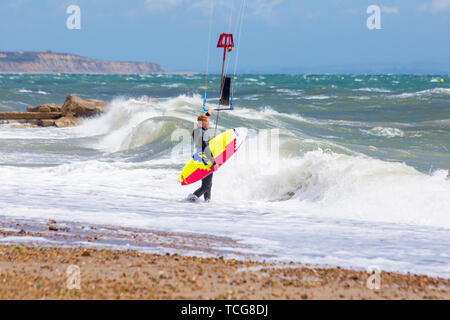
{"left": 187, "top": 110, "right": 219, "bottom": 202}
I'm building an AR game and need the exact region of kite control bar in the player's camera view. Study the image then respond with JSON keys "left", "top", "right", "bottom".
{"left": 203, "top": 33, "right": 235, "bottom": 112}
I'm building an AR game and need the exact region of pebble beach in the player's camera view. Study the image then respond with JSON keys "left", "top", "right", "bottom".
{"left": 0, "top": 220, "right": 449, "bottom": 300}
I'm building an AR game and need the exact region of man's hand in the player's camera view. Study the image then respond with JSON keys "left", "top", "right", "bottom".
{"left": 207, "top": 108, "right": 215, "bottom": 115}
{"left": 213, "top": 164, "right": 219, "bottom": 171}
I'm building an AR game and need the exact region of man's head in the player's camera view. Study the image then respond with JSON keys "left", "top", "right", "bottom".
{"left": 198, "top": 114, "right": 210, "bottom": 130}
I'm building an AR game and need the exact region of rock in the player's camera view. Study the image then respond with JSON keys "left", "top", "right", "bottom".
{"left": 0, "top": 112, "right": 61, "bottom": 120}
{"left": 27, "top": 103, "right": 62, "bottom": 113}
{"left": 48, "top": 104, "right": 62, "bottom": 112}
{"left": 81, "top": 251, "right": 91, "bottom": 257}
{"left": 39, "top": 105, "right": 51, "bottom": 113}
{"left": 26, "top": 106, "right": 40, "bottom": 112}
{"left": 61, "top": 94, "right": 108, "bottom": 118}
{"left": 4, "top": 95, "right": 106, "bottom": 128}
{"left": 39, "top": 119, "right": 55, "bottom": 127}
{"left": 49, "top": 226, "right": 58, "bottom": 231}
{"left": 54, "top": 116, "right": 78, "bottom": 128}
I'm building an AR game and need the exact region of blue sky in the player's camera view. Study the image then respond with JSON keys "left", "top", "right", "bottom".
{"left": 0, "top": 0, "right": 449, "bottom": 73}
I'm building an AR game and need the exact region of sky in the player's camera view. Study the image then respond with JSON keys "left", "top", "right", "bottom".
{"left": 0, "top": 0, "right": 449, "bottom": 73}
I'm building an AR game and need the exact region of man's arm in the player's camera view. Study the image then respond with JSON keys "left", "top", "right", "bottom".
{"left": 201, "top": 130, "right": 217, "bottom": 168}
{"left": 205, "top": 146, "right": 218, "bottom": 171}
{"left": 203, "top": 142, "right": 217, "bottom": 166}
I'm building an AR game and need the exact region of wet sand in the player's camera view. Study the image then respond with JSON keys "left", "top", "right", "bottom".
{"left": 0, "top": 218, "right": 449, "bottom": 300}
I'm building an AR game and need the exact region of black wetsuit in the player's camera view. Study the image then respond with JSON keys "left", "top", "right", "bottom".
{"left": 192, "top": 117, "right": 216, "bottom": 201}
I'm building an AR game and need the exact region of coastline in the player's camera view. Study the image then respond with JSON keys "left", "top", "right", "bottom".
{"left": 0, "top": 218, "right": 449, "bottom": 300}
{"left": 0, "top": 71, "right": 197, "bottom": 75}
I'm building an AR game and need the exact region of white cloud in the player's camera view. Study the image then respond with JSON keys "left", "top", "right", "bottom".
{"left": 145, "top": 0, "right": 283, "bottom": 19}
{"left": 381, "top": 6, "right": 399, "bottom": 14}
{"left": 145, "top": 0, "right": 184, "bottom": 12}
{"left": 191, "top": 0, "right": 230, "bottom": 16}
{"left": 248, "top": 0, "right": 282, "bottom": 18}
{"left": 419, "top": 0, "right": 450, "bottom": 13}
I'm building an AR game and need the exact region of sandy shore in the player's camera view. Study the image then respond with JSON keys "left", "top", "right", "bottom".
{"left": 0, "top": 244, "right": 449, "bottom": 300}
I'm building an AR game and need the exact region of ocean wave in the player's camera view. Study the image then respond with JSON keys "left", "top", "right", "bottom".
{"left": 391, "top": 88, "right": 450, "bottom": 98}
{"left": 162, "top": 83, "right": 181, "bottom": 88}
{"left": 416, "top": 119, "right": 450, "bottom": 128}
{"left": 361, "top": 127, "right": 405, "bottom": 138}
{"left": 348, "top": 96, "right": 370, "bottom": 100}
{"left": 302, "top": 95, "right": 333, "bottom": 100}
{"left": 238, "top": 94, "right": 263, "bottom": 101}
{"left": 73, "top": 95, "right": 356, "bottom": 155}
{"left": 232, "top": 106, "right": 408, "bottom": 131}
{"left": 353, "top": 88, "right": 391, "bottom": 93}
{"left": 275, "top": 89, "right": 303, "bottom": 96}
{"left": 73, "top": 95, "right": 201, "bottom": 152}
{"left": 18, "top": 88, "right": 49, "bottom": 95}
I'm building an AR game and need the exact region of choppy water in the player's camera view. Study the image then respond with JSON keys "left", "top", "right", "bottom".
{"left": 0, "top": 74, "right": 449, "bottom": 277}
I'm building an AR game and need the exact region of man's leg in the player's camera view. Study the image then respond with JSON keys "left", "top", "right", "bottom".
{"left": 193, "top": 174, "right": 211, "bottom": 198}
{"left": 203, "top": 173, "right": 213, "bottom": 201}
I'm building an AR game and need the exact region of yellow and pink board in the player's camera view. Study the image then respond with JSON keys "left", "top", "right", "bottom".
{"left": 179, "top": 128, "right": 247, "bottom": 186}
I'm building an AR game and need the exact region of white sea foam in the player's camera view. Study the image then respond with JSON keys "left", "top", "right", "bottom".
{"left": 162, "top": 83, "right": 181, "bottom": 88}
{"left": 215, "top": 149, "right": 450, "bottom": 228}
{"left": 276, "top": 89, "right": 303, "bottom": 96}
{"left": 302, "top": 95, "right": 332, "bottom": 100}
{"left": 1, "top": 148, "right": 449, "bottom": 231}
{"left": 18, "top": 89, "right": 49, "bottom": 95}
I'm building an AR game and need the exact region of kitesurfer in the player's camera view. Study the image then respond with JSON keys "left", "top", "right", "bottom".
{"left": 187, "top": 109, "right": 219, "bottom": 202}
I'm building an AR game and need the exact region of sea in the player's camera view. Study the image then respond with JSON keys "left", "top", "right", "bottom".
{"left": 0, "top": 74, "right": 449, "bottom": 278}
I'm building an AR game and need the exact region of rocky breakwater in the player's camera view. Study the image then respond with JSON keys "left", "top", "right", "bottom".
{"left": 0, "top": 94, "right": 108, "bottom": 128}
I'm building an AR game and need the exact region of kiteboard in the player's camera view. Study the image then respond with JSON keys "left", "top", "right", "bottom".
{"left": 179, "top": 127, "right": 247, "bottom": 186}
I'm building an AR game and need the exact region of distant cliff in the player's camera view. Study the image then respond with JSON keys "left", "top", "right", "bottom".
{"left": 0, "top": 51, "right": 163, "bottom": 74}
